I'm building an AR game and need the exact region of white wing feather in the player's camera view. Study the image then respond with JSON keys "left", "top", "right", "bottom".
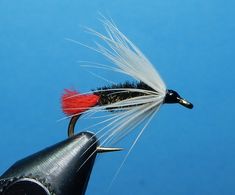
{"left": 87, "top": 19, "right": 166, "bottom": 94}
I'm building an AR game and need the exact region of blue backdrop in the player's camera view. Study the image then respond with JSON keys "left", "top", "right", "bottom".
{"left": 0, "top": 0, "right": 234, "bottom": 194}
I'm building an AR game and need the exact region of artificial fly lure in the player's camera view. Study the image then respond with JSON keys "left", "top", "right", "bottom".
{"left": 61, "top": 18, "right": 193, "bottom": 148}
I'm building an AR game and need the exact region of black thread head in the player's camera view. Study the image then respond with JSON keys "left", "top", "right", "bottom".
{"left": 164, "top": 89, "right": 193, "bottom": 109}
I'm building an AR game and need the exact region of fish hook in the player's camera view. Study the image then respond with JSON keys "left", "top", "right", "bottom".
{"left": 67, "top": 115, "right": 123, "bottom": 153}
{"left": 68, "top": 115, "right": 81, "bottom": 137}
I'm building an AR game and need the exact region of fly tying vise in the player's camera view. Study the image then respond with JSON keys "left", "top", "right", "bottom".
{"left": 61, "top": 18, "right": 193, "bottom": 146}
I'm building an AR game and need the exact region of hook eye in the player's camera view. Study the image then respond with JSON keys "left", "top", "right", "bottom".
{"left": 177, "top": 97, "right": 193, "bottom": 109}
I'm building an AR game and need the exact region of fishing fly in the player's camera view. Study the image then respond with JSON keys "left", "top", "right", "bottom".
{"left": 61, "top": 18, "right": 193, "bottom": 149}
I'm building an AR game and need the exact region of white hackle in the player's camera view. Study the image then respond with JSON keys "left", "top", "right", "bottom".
{"left": 79, "top": 17, "right": 167, "bottom": 146}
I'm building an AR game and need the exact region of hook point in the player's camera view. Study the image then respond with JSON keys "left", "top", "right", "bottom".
{"left": 97, "top": 146, "right": 123, "bottom": 153}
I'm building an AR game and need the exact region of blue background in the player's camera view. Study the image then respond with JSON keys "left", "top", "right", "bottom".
{"left": 0, "top": 0, "right": 234, "bottom": 194}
